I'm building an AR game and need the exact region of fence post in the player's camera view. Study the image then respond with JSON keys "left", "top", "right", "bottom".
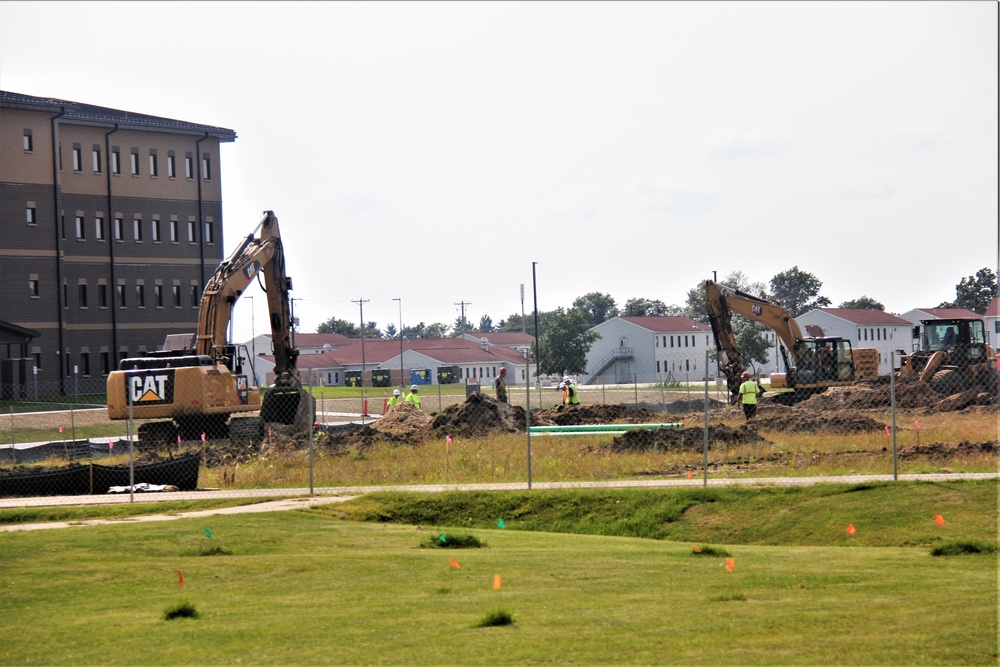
{"left": 127, "top": 381, "right": 135, "bottom": 504}
{"left": 525, "top": 355, "right": 532, "bottom": 490}
{"left": 890, "top": 351, "right": 898, "bottom": 481}
{"left": 71, "top": 366, "right": 78, "bottom": 445}
{"left": 9, "top": 401, "right": 15, "bottom": 463}
{"left": 309, "top": 369, "right": 315, "bottom": 495}
{"left": 703, "top": 350, "right": 710, "bottom": 487}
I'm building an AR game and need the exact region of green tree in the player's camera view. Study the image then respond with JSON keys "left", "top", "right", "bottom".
{"left": 572, "top": 292, "right": 619, "bottom": 327}
{"left": 686, "top": 271, "right": 766, "bottom": 322}
{"left": 452, "top": 316, "right": 473, "bottom": 335}
{"left": 938, "top": 268, "right": 998, "bottom": 314}
{"left": 839, "top": 296, "right": 885, "bottom": 310}
{"left": 424, "top": 322, "right": 450, "bottom": 338}
{"left": 769, "top": 266, "right": 831, "bottom": 317}
{"left": 316, "top": 317, "right": 359, "bottom": 336}
{"left": 478, "top": 315, "right": 494, "bottom": 332}
{"left": 733, "top": 318, "right": 771, "bottom": 366}
{"left": 622, "top": 297, "right": 670, "bottom": 317}
{"left": 537, "top": 308, "right": 600, "bottom": 375}
{"left": 384, "top": 323, "right": 398, "bottom": 339}
{"left": 362, "top": 321, "right": 380, "bottom": 337}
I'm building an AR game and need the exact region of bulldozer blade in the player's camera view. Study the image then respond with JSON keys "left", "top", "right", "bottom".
{"left": 260, "top": 387, "right": 315, "bottom": 432}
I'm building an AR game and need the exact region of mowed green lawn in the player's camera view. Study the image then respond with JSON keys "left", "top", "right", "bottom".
{"left": 1, "top": 482, "right": 997, "bottom": 665}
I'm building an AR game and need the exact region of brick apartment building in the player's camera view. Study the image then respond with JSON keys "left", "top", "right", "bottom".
{"left": 0, "top": 91, "right": 236, "bottom": 397}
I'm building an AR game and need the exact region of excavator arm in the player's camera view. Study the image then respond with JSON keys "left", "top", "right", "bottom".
{"left": 196, "top": 210, "right": 311, "bottom": 428}
{"left": 705, "top": 280, "right": 804, "bottom": 401}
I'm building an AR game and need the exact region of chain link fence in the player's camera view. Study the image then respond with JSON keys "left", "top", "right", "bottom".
{"left": 2, "top": 349, "right": 997, "bottom": 500}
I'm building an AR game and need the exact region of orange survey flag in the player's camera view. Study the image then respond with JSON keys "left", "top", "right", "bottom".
{"left": 450, "top": 557, "right": 461, "bottom": 569}
{"left": 725, "top": 558, "right": 734, "bottom": 572}
{"left": 493, "top": 574, "right": 502, "bottom": 590}
{"left": 846, "top": 523, "right": 856, "bottom": 535}
{"left": 692, "top": 544, "right": 702, "bottom": 553}
{"left": 935, "top": 514, "right": 945, "bottom": 525}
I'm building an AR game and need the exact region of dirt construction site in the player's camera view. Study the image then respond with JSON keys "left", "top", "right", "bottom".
{"left": 3, "top": 376, "right": 997, "bottom": 478}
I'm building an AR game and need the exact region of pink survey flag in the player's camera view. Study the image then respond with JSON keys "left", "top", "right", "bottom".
{"left": 59, "top": 426, "right": 63, "bottom": 433}
{"left": 201, "top": 433, "right": 206, "bottom": 442}
{"left": 446, "top": 435, "right": 452, "bottom": 443}
{"left": 884, "top": 426, "right": 890, "bottom": 436}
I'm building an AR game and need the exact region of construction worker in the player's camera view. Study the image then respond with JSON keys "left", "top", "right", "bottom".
{"left": 405, "top": 384, "right": 421, "bottom": 409}
{"left": 387, "top": 389, "right": 403, "bottom": 407}
{"left": 494, "top": 367, "right": 508, "bottom": 403}
{"left": 562, "top": 377, "right": 580, "bottom": 406}
{"left": 738, "top": 371, "right": 761, "bottom": 421}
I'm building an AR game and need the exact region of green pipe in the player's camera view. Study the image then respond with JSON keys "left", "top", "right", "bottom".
{"left": 530, "top": 431, "right": 627, "bottom": 437}
{"left": 529, "top": 423, "right": 682, "bottom": 433}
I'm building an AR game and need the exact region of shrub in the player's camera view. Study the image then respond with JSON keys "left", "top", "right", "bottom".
{"left": 163, "top": 602, "right": 199, "bottom": 620}
{"left": 421, "top": 533, "right": 485, "bottom": 549}
{"left": 476, "top": 609, "right": 514, "bottom": 627}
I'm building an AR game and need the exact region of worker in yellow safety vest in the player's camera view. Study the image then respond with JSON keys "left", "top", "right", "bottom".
{"left": 405, "top": 384, "right": 421, "bottom": 409}
{"left": 387, "top": 389, "right": 403, "bottom": 407}
{"left": 738, "top": 371, "right": 761, "bottom": 421}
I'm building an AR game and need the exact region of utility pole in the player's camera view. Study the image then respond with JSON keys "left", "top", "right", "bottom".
{"left": 455, "top": 300, "right": 471, "bottom": 334}
{"left": 393, "top": 297, "right": 404, "bottom": 387}
{"left": 353, "top": 298, "right": 369, "bottom": 381}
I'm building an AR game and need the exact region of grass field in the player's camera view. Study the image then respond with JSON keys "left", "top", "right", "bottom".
{"left": 1, "top": 481, "right": 996, "bottom": 665}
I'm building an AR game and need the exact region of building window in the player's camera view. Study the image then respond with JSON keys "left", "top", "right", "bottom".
{"left": 152, "top": 219, "right": 161, "bottom": 242}
{"left": 187, "top": 220, "right": 196, "bottom": 243}
{"left": 117, "top": 284, "right": 127, "bottom": 308}
{"left": 167, "top": 153, "right": 176, "bottom": 178}
{"left": 92, "top": 147, "right": 102, "bottom": 173}
{"left": 26, "top": 206, "right": 36, "bottom": 225}
{"left": 100, "top": 352, "right": 110, "bottom": 375}
{"left": 75, "top": 216, "right": 86, "bottom": 240}
{"left": 80, "top": 352, "right": 91, "bottom": 377}
{"left": 63, "top": 283, "right": 69, "bottom": 308}
{"left": 98, "top": 284, "right": 108, "bottom": 308}
{"left": 130, "top": 150, "right": 140, "bottom": 176}
{"left": 114, "top": 217, "right": 125, "bottom": 241}
{"left": 133, "top": 218, "right": 142, "bottom": 242}
{"left": 190, "top": 285, "right": 199, "bottom": 307}
{"left": 202, "top": 155, "right": 212, "bottom": 180}
{"left": 95, "top": 216, "right": 105, "bottom": 241}
{"left": 23, "top": 129, "right": 33, "bottom": 152}
{"left": 172, "top": 285, "right": 181, "bottom": 307}
{"left": 170, "top": 220, "right": 179, "bottom": 243}
{"left": 136, "top": 285, "right": 145, "bottom": 308}
{"left": 204, "top": 221, "right": 214, "bottom": 244}
{"left": 78, "top": 284, "right": 88, "bottom": 308}
{"left": 72, "top": 146, "right": 83, "bottom": 172}
{"left": 149, "top": 152, "right": 158, "bottom": 177}
{"left": 29, "top": 279, "right": 39, "bottom": 297}
{"left": 154, "top": 284, "right": 164, "bottom": 308}
{"left": 111, "top": 149, "right": 121, "bottom": 175}
{"left": 185, "top": 155, "right": 194, "bottom": 179}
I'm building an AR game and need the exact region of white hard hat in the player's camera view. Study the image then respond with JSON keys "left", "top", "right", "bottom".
{"left": 411, "top": 384, "right": 418, "bottom": 391}
{"left": 393, "top": 389, "right": 401, "bottom": 396}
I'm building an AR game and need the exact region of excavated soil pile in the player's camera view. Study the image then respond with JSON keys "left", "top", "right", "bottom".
{"left": 790, "top": 379, "right": 998, "bottom": 413}
{"left": 753, "top": 407, "right": 887, "bottom": 434}
{"left": 897, "top": 440, "right": 997, "bottom": 460}
{"left": 598, "top": 423, "right": 766, "bottom": 453}
{"left": 429, "top": 392, "right": 526, "bottom": 438}
{"left": 531, "top": 403, "right": 663, "bottom": 426}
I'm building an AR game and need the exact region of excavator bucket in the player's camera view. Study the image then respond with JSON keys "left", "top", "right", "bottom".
{"left": 260, "top": 376, "right": 315, "bottom": 433}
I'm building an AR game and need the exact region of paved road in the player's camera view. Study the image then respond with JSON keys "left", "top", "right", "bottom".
{"left": 2, "top": 472, "right": 996, "bottom": 533}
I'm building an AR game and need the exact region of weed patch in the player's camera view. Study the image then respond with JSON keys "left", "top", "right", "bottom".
{"left": 692, "top": 545, "right": 730, "bottom": 557}
{"left": 163, "top": 602, "right": 199, "bottom": 621}
{"left": 421, "top": 533, "right": 484, "bottom": 549}
{"left": 931, "top": 540, "right": 998, "bottom": 556}
{"left": 476, "top": 609, "right": 514, "bottom": 627}
{"left": 199, "top": 545, "right": 233, "bottom": 556}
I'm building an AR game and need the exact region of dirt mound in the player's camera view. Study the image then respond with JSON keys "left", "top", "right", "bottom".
{"left": 429, "top": 392, "right": 526, "bottom": 438}
{"left": 373, "top": 403, "right": 434, "bottom": 438}
{"left": 597, "top": 424, "right": 766, "bottom": 453}
{"left": 532, "top": 403, "right": 663, "bottom": 426}
{"left": 897, "top": 440, "right": 997, "bottom": 460}
{"left": 753, "top": 409, "right": 887, "bottom": 434}
{"left": 789, "top": 378, "right": 998, "bottom": 413}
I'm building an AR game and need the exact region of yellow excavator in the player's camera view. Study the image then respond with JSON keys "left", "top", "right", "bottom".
{"left": 705, "top": 280, "right": 879, "bottom": 403}
{"left": 107, "top": 211, "right": 314, "bottom": 444}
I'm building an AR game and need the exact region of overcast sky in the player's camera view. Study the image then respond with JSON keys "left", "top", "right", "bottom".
{"left": 3, "top": 1, "right": 997, "bottom": 343}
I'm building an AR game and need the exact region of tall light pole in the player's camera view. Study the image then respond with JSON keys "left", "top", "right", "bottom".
{"left": 393, "top": 297, "right": 403, "bottom": 387}
{"left": 520, "top": 284, "right": 526, "bottom": 333}
{"left": 353, "top": 298, "right": 369, "bottom": 381}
